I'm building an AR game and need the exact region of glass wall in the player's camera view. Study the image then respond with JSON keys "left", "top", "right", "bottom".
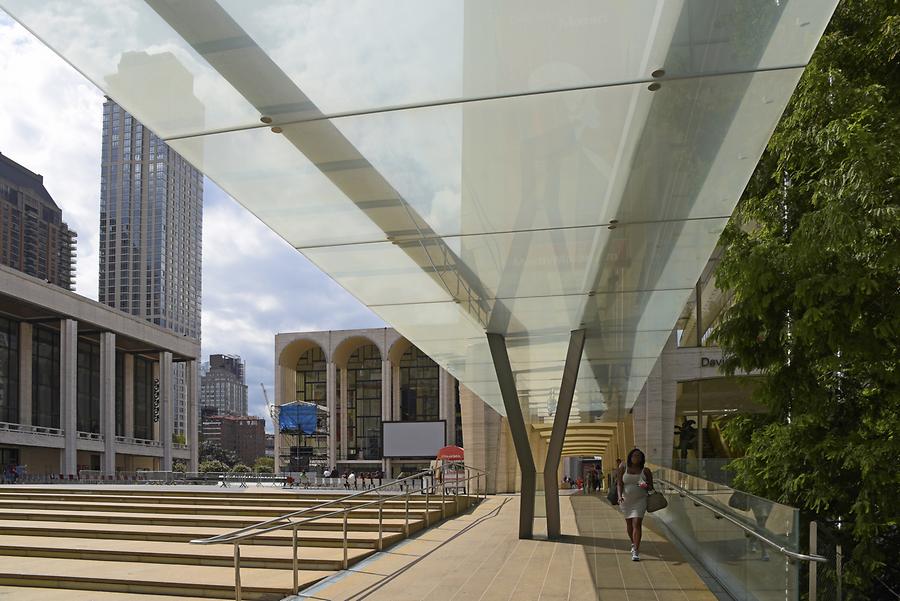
{"left": 76, "top": 340, "right": 101, "bottom": 433}
{"left": 293, "top": 347, "right": 328, "bottom": 465}
{"left": 347, "top": 345, "right": 381, "bottom": 460}
{"left": 0, "top": 317, "right": 19, "bottom": 424}
{"left": 32, "top": 326, "right": 60, "bottom": 428}
{"left": 115, "top": 351, "right": 124, "bottom": 436}
{"left": 133, "top": 356, "right": 154, "bottom": 440}
{"left": 398, "top": 345, "right": 439, "bottom": 421}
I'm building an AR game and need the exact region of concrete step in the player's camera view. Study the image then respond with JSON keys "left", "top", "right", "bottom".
{"left": 0, "top": 518, "right": 402, "bottom": 548}
{"left": 0, "top": 535, "right": 375, "bottom": 570}
{"left": 0, "top": 585, "right": 234, "bottom": 601}
{"left": 0, "top": 506, "right": 435, "bottom": 533}
{"left": 0, "top": 497, "right": 448, "bottom": 518}
{"left": 0, "top": 489, "right": 442, "bottom": 509}
{"left": 0, "top": 556, "right": 330, "bottom": 600}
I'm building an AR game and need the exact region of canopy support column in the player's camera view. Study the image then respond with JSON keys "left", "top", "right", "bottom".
{"left": 487, "top": 333, "right": 536, "bottom": 539}
{"left": 544, "top": 329, "right": 586, "bottom": 539}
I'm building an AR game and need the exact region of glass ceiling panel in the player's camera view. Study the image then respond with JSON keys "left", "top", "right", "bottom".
{"left": 1, "top": 0, "right": 835, "bottom": 138}
{"left": 1, "top": 1, "right": 838, "bottom": 425}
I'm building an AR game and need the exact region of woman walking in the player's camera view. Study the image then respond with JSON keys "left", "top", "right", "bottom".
{"left": 617, "top": 448, "right": 654, "bottom": 561}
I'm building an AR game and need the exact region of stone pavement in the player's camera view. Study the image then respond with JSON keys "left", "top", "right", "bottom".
{"left": 295, "top": 493, "right": 724, "bottom": 601}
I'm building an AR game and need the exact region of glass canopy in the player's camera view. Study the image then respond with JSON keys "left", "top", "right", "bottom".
{"left": 2, "top": 1, "right": 838, "bottom": 426}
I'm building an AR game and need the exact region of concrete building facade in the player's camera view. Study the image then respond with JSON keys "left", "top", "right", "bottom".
{"left": 0, "top": 264, "right": 199, "bottom": 475}
{"left": 275, "top": 328, "right": 461, "bottom": 477}
{"left": 0, "top": 152, "right": 77, "bottom": 291}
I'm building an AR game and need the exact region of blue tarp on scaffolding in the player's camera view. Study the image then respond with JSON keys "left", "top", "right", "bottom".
{"left": 279, "top": 403, "right": 317, "bottom": 435}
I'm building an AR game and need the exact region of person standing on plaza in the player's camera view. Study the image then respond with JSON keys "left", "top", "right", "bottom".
{"left": 617, "top": 448, "right": 654, "bottom": 561}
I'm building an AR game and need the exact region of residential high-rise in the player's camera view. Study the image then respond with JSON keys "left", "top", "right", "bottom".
{"left": 0, "top": 152, "right": 77, "bottom": 289}
{"left": 200, "top": 354, "right": 248, "bottom": 416}
{"left": 98, "top": 98, "right": 202, "bottom": 338}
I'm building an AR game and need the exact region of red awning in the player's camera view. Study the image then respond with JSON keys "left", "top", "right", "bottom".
{"left": 436, "top": 445, "right": 464, "bottom": 461}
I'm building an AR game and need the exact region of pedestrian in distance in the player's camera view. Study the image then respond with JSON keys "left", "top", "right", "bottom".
{"left": 617, "top": 448, "right": 654, "bottom": 562}
{"left": 348, "top": 471, "right": 357, "bottom": 490}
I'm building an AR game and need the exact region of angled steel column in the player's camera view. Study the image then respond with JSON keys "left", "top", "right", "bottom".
{"left": 544, "top": 329, "right": 586, "bottom": 539}
{"left": 487, "top": 333, "right": 536, "bottom": 539}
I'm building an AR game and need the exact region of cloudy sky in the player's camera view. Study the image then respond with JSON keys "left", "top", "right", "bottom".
{"left": 0, "top": 12, "right": 385, "bottom": 429}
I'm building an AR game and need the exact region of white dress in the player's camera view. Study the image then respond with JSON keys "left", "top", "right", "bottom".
{"left": 621, "top": 469, "right": 648, "bottom": 519}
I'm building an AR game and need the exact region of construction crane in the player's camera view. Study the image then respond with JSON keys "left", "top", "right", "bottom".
{"left": 260, "top": 383, "right": 277, "bottom": 431}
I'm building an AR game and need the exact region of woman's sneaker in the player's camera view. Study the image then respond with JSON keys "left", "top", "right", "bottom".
{"left": 631, "top": 550, "right": 640, "bottom": 562}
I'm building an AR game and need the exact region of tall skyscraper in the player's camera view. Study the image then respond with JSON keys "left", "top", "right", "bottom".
{"left": 98, "top": 98, "right": 202, "bottom": 338}
{"left": 200, "top": 354, "right": 248, "bottom": 417}
{"left": 98, "top": 53, "right": 204, "bottom": 441}
{"left": 0, "top": 152, "right": 77, "bottom": 290}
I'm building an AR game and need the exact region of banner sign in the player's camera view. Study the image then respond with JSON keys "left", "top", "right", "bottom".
{"left": 152, "top": 378, "right": 160, "bottom": 423}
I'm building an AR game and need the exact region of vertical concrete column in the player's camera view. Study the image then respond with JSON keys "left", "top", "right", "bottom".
{"left": 391, "top": 363, "right": 401, "bottom": 421}
{"left": 187, "top": 359, "right": 200, "bottom": 472}
{"left": 123, "top": 354, "right": 134, "bottom": 438}
{"left": 159, "top": 351, "right": 173, "bottom": 471}
{"left": 60, "top": 319, "right": 78, "bottom": 476}
{"left": 326, "top": 362, "right": 337, "bottom": 468}
{"left": 18, "top": 322, "right": 32, "bottom": 426}
{"left": 339, "top": 367, "right": 348, "bottom": 460}
{"left": 100, "top": 332, "right": 116, "bottom": 476}
{"left": 438, "top": 367, "right": 455, "bottom": 445}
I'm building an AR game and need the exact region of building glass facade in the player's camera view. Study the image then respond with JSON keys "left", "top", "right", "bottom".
{"left": 32, "top": 326, "right": 59, "bottom": 428}
{"left": 293, "top": 347, "right": 328, "bottom": 462}
{"left": 0, "top": 317, "right": 18, "bottom": 424}
{"left": 76, "top": 340, "right": 101, "bottom": 433}
{"left": 347, "top": 345, "right": 381, "bottom": 460}
{"left": 398, "top": 346, "right": 439, "bottom": 422}
{"left": 133, "top": 356, "right": 154, "bottom": 440}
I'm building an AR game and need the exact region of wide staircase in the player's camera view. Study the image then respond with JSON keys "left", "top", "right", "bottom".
{"left": 0, "top": 481, "right": 479, "bottom": 600}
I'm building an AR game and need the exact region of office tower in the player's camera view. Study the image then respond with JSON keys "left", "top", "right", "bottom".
{"left": 0, "top": 152, "right": 77, "bottom": 290}
{"left": 200, "top": 354, "right": 248, "bottom": 417}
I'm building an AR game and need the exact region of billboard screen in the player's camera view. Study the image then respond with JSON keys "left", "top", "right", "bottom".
{"left": 382, "top": 421, "right": 446, "bottom": 458}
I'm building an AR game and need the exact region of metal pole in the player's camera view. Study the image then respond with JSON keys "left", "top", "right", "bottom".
{"left": 543, "top": 329, "right": 586, "bottom": 539}
{"left": 809, "top": 521, "right": 817, "bottom": 601}
{"left": 233, "top": 543, "right": 242, "bottom": 601}
{"left": 836, "top": 544, "right": 842, "bottom": 601}
{"left": 441, "top": 480, "right": 446, "bottom": 519}
{"left": 342, "top": 510, "right": 349, "bottom": 569}
{"left": 292, "top": 524, "right": 299, "bottom": 592}
{"left": 425, "top": 488, "right": 430, "bottom": 526}
{"left": 404, "top": 490, "right": 410, "bottom": 536}
{"left": 378, "top": 499, "right": 384, "bottom": 550}
{"left": 487, "top": 332, "right": 537, "bottom": 539}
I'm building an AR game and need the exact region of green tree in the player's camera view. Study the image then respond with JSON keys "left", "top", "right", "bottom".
{"left": 714, "top": 2, "right": 900, "bottom": 598}
{"left": 230, "top": 463, "right": 251, "bottom": 474}
{"left": 199, "top": 441, "right": 238, "bottom": 467}
{"left": 198, "top": 460, "right": 226, "bottom": 474}
{"left": 172, "top": 460, "right": 188, "bottom": 473}
{"left": 253, "top": 457, "right": 275, "bottom": 474}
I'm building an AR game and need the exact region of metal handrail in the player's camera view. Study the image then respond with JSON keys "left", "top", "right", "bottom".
{"left": 658, "top": 477, "right": 827, "bottom": 563}
{"left": 192, "top": 464, "right": 486, "bottom": 601}
{"left": 192, "top": 468, "right": 434, "bottom": 546}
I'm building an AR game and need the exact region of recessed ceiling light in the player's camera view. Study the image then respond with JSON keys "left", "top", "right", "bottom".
{"left": 260, "top": 116, "right": 273, "bottom": 124}
{"left": 271, "top": 126, "right": 283, "bottom": 133}
{"left": 651, "top": 69, "right": 665, "bottom": 78}
{"left": 648, "top": 83, "right": 661, "bottom": 92}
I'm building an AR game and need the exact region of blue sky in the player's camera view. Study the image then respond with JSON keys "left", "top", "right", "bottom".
{"left": 0, "top": 13, "right": 385, "bottom": 429}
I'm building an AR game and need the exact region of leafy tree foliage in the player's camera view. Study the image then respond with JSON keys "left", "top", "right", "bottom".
{"left": 198, "top": 440, "right": 238, "bottom": 467}
{"left": 198, "top": 460, "right": 226, "bottom": 474}
{"left": 714, "top": 2, "right": 899, "bottom": 597}
{"left": 253, "top": 457, "right": 275, "bottom": 474}
{"left": 230, "top": 464, "right": 251, "bottom": 474}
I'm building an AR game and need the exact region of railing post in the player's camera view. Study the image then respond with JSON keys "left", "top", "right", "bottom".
{"left": 292, "top": 524, "right": 299, "bottom": 592}
{"left": 342, "top": 510, "right": 349, "bottom": 569}
{"left": 425, "top": 488, "right": 430, "bottom": 526}
{"left": 441, "top": 481, "right": 446, "bottom": 519}
{"left": 836, "top": 544, "right": 843, "bottom": 601}
{"left": 404, "top": 489, "right": 410, "bottom": 536}
{"left": 378, "top": 499, "right": 384, "bottom": 550}
{"left": 233, "top": 542, "right": 242, "bottom": 601}
{"left": 808, "top": 521, "right": 817, "bottom": 601}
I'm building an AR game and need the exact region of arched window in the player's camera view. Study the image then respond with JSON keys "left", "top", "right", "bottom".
{"left": 347, "top": 345, "right": 382, "bottom": 460}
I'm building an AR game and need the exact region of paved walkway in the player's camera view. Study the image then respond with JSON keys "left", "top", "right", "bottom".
{"left": 295, "top": 493, "right": 723, "bottom": 601}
